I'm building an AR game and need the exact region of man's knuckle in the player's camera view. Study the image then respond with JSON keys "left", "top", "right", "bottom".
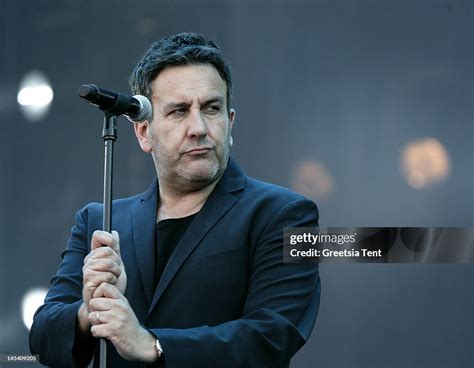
{"left": 117, "top": 303, "right": 126, "bottom": 314}
{"left": 114, "top": 265, "right": 122, "bottom": 276}
{"left": 94, "top": 248, "right": 105, "bottom": 257}
{"left": 105, "top": 258, "right": 115, "bottom": 268}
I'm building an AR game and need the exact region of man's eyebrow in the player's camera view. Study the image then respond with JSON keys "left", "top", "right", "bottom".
{"left": 162, "top": 97, "right": 225, "bottom": 112}
{"left": 201, "top": 96, "right": 225, "bottom": 106}
{"left": 162, "top": 101, "right": 190, "bottom": 112}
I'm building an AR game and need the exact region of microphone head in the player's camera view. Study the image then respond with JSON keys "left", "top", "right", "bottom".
{"left": 127, "top": 95, "right": 152, "bottom": 123}
{"left": 78, "top": 84, "right": 99, "bottom": 101}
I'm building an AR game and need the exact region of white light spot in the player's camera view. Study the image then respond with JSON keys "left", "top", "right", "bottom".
{"left": 17, "top": 85, "right": 54, "bottom": 107}
{"left": 21, "top": 288, "right": 48, "bottom": 330}
{"left": 17, "top": 70, "right": 54, "bottom": 122}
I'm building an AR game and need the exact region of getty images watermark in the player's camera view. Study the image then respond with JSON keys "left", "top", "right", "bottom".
{"left": 283, "top": 227, "right": 474, "bottom": 263}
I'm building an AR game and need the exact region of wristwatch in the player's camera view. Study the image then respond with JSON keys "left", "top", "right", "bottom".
{"left": 154, "top": 338, "right": 163, "bottom": 360}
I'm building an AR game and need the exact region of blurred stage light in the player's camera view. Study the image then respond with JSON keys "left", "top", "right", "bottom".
{"left": 17, "top": 70, "right": 54, "bottom": 122}
{"left": 291, "top": 159, "right": 334, "bottom": 201}
{"left": 18, "top": 85, "right": 53, "bottom": 106}
{"left": 401, "top": 138, "right": 451, "bottom": 189}
{"left": 21, "top": 287, "right": 47, "bottom": 330}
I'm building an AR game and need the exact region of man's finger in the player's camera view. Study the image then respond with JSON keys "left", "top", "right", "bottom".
{"left": 101, "top": 282, "right": 123, "bottom": 299}
{"left": 91, "top": 230, "right": 119, "bottom": 251}
{"left": 84, "top": 247, "right": 121, "bottom": 266}
{"left": 85, "top": 258, "right": 122, "bottom": 278}
{"left": 93, "top": 270, "right": 118, "bottom": 287}
{"left": 88, "top": 310, "right": 113, "bottom": 326}
{"left": 89, "top": 296, "right": 117, "bottom": 312}
{"left": 111, "top": 230, "right": 121, "bottom": 256}
{"left": 90, "top": 324, "right": 109, "bottom": 339}
{"left": 92, "top": 282, "right": 122, "bottom": 301}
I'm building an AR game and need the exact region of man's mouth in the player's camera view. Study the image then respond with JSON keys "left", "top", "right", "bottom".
{"left": 184, "top": 146, "right": 213, "bottom": 155}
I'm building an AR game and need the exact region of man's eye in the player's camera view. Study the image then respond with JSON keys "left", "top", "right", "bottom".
{"left": 170, "top": 108, "right": 187, "bottom": 116}
{"left": 205, "top": 105, "right": 221, "bottom": 113}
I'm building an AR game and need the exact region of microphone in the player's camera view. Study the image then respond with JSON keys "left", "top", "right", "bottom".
{"left": 78, "top": 84, "right": 152, "bottom": 122}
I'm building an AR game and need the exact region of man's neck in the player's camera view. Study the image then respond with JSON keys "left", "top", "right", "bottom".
{"left": 156, "top": 180, "right": 218, "bottom": 222}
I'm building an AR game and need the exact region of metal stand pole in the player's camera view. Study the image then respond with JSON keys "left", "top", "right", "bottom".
{"left": 98, "top": 113, "right": 117, "bottom": 368}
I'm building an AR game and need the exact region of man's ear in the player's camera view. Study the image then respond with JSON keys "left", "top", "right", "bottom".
{"left": 228, "top": 109, "right": 236, "bottom": 146}
{"left": 133, "top": 121, "right": 152, "bottom": 153}
{"left": 229, "top": 108, "right": 236, "bottom": 130}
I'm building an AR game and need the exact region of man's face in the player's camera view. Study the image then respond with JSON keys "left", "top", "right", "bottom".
{"left": 136, "top": 64, "right": 235, "bottom": 192}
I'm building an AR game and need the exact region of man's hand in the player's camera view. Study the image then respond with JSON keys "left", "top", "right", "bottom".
{"left": 82, "top": 230, "right": 127, "bottom": 309}
{"left": 88, "top": 283, "right": 158, "bottom": 364}
{"left": 77, "top": 230, "right": 127, "bottom": 335}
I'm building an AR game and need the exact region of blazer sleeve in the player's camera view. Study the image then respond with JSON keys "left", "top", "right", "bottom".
{"left": 29, "top": 206, "right": 96, "bottom": 368}
{"left": 149, "top": 198, "right": 321, "bottom": 368}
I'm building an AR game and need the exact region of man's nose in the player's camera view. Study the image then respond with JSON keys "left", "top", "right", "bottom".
{"left": 187, "top": 109, "right": 208, "bottom": 138}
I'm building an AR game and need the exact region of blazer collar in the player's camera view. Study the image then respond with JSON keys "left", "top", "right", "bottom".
{"left": 130, "top": 158, "right": 246, "bottom": 313}
{"left": 131, "top": 179, "right": 158, "bottom": 304}
{"left": 214, "top": 157, "right": 246, "bottom": 193}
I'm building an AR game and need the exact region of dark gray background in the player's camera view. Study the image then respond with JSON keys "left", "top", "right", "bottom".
{"left": 0, "top": 0, "right": 472, "bottom": 367}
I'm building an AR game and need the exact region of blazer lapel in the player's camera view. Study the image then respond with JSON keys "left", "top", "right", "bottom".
{"left": 146, "top": 158, "right": 246, "bottom": 317}
{"left": 131, "top": 179, "right": 158, "bottom": 304}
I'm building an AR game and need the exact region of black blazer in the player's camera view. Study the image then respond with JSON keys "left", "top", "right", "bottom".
{"left": 30, "top": 158, "right": 321, "bottom": 368}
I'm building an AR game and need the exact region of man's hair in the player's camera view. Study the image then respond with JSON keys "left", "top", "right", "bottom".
{"left": 129, "top": 32, "right": 233, "bottom": 111}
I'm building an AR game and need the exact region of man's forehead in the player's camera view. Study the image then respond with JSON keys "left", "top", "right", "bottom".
{"left": 151, "top": 64, "right": 227, "bottom": 103}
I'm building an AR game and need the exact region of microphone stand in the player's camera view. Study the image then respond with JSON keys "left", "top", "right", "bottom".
{"left": 78, "top": 83, "right": 151, "bottom": 368}
{"left": 98, "top": 113, "right": 117, "bottom": 368}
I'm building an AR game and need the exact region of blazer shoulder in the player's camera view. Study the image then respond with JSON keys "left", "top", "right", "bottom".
{"left": 246, "top": 176, "right": 316, "bottom": 204}
{"left": 75, "top": 188, "right": 150, "bottom": 225}
{"left": 242, "top": 176, "right": 319, "bottom": 220}
{"left": 78, "top": 193, "right": 141, "bottom": 213}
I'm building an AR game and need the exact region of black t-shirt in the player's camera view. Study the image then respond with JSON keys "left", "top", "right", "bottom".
{"left": 154, "top": 213, "right": 197, "bottom": 288}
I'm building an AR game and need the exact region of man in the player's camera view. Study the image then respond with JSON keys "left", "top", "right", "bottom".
{"left": 30, "top": 32, "right": 321, "bottom": 367}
